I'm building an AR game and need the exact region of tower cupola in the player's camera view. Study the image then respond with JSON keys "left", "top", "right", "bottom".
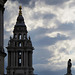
{"left": 16, "top": 6, "right": 25, "bottom": 26}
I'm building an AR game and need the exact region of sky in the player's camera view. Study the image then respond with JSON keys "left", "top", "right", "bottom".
{"left": 4, "top": 0, "right": 75, "bottom": 75}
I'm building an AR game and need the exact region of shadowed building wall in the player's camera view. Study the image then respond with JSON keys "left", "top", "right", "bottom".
{"left": 0, "top": 0, "right": 7, "bottom": 75}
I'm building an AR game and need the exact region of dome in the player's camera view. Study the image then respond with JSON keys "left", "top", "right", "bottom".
{"left": 16, "top": 15, "right": 25, "bottom": 26}
{"left": 17, "top": 15, "right": 24, "bottom": 21}
{"left": 15, "top": 6, "right": 26, "bottom": 26}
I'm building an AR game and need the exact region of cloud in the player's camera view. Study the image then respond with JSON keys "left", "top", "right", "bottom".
{"left": 29, "top": 27, "right": 69, "bottom": 48}
{"left": 11, "top": 0, "right": 36, "bottom": 8}
{"left": 11, "top": 0, "right": 31, "bottom": 5}
{"left": 31, "top": 12, "right": 56, "bottom": 20}
{"left": 30, "top": 27, "right": 71, "bottom": 72}
{"left": 43, "top": 0, "right": 70, "bottom": 5}
{"left": 10, "top": 0, "right": 70, "bottom": 7}
{"left": 33, "top": 48, "right": 51, "bottom": 65}
{"left": 33, "top": 39, "right": 75, "bottom": 73}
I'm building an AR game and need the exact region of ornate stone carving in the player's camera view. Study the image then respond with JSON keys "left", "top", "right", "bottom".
{"left": 65, "top": 59, "right": 72, "bottom": 75}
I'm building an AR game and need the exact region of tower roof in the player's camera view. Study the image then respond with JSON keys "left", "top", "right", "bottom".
{"left": 15, "top": 6, "right": 26, "bottom": 26}
{"left": 13, "top": 6, "right": 27, "bottom": 33}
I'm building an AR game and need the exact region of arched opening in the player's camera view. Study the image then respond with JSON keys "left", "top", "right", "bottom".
{"left": 18, "top": 58, "right": 21, "bottom": 66}
{"left": 18, "top": 42, "right": 21, "bottom": 47}
{"left": 18, "top": 34, "right": 21, "bottom": 39}
{"left": 18, "top": 51, "right": 22, "bottom": 66}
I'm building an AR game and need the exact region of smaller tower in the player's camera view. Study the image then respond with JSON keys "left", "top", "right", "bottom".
{"left": 7, "top": 6, "right": 34, "bottom": 75}
{"left": 65, "top": 59, "right": 72, "bottom": 75}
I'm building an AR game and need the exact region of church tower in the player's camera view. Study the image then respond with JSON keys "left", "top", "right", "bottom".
{"left": 6, "top": 6, "right": 34, "bottom": 75}
{"left": 0, "top": 0, "right": 7, "bottom": 75}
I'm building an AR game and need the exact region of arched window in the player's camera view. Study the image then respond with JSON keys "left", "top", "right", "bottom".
{"left": 18, "top": 58, "right": 21, "bottom": 66}
{"left": 18, "top": 51, "right": 22, "bottom": 66}
{"left": 19, "top": 51, "right": 21, "bottom": 55}
{"left": 18, "top": 42, "right": 21, "bottom": 47}
{"left": 19, "top": 59, "right": 21, "bottom": 64}
{"left": 18, "top": 34, "right": 21, "bottom": 39}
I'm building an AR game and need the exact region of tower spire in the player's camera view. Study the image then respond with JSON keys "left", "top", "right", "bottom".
{"left": 19, "top": 6, "right": 22, "bottom": 15}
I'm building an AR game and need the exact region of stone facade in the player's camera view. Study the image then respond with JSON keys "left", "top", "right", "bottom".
{"left": 0, "top": 0, "right": 7, "bottom": 51}
{"left": 6, "top": 6, "right": 34, "bottom": 75}
{"left": 0, "top": 0, "right": 7, "bottom": 75}
{"left": 0, "top": 56, "right": 4, "bottom": 75}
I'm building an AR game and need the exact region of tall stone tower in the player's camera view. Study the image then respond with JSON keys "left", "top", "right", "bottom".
{"left": 6, "top": 6, "right": 34, "bottom": 75}
{"left": 0, "top": 0, "right": 7, "bottom": 75}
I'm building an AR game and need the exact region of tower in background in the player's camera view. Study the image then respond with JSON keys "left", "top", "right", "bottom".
{"left": 0, "top": 0, "right": 7, "bottom": 75}
{"left": 6, "top": 6, "right": 34, "bottom": 75}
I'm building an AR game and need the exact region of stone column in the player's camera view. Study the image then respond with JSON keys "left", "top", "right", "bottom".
{"left": 13, "top": 52, "right": 15, "bottom": 66}
{"left": 0, "top": 4, "right": 5, "bottom": 52}
{"left": 24, "top": 51, "right": 26, "bottom": 67}
{"left": 26, "top": 52, "right": 28, "bottom": 67}
{"left": 30, "top": 52, "right": 32, "bottom": 67}
{"left": 28, "top": 51, "right": 32, "bottom": 67}
{"left": 0, "top": 6, "right": 3, "bottom": 48}
{"left": 11, "top": 52, "right": 14, "bottom": 66}
{"left": 16, "top": 52, "right": 18, "bottom": 66}
{"left": 21, "top": 51, "right": 23, "bottom": 66}
{"left": 24, "top": 51, "right": 28, "bottom": 67}
{"left": 8, "top": 52, "right": 11, "bottom": 66}
{"left": 24, "top": 51, "right": 25, "bottom": 67}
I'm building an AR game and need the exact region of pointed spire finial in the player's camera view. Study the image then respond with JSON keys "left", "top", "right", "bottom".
{"left": 19, "top": 6, "right": 22, "bottom": 15}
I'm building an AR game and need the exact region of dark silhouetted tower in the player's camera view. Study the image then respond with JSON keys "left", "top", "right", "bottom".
{"left": 6, "top": 6, "right": 34, "bottom": 75}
